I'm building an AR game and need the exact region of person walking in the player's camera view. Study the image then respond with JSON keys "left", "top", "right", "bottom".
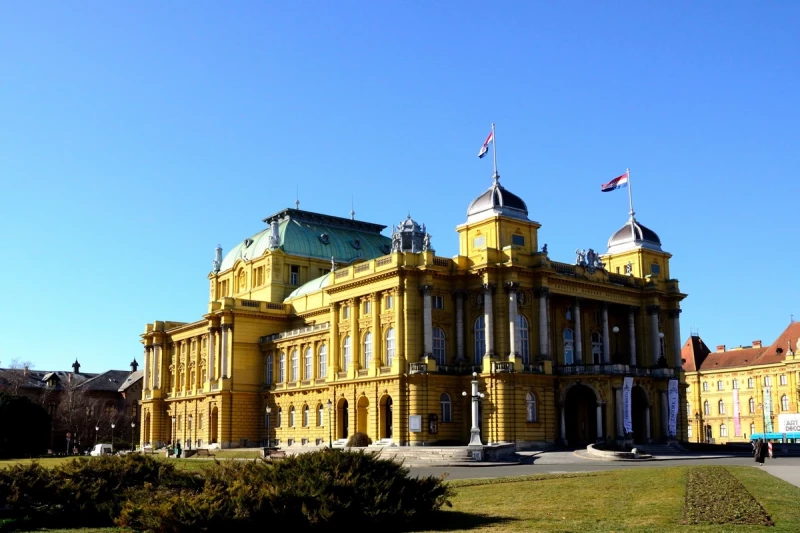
{"left": 754, "top": 438, "right": 767, "bottom": 466}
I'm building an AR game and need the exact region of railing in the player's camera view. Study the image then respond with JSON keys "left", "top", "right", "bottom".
{"left": 376, "top": 256, "right": 392, "bottom": 267}
{"left": 354, "top": 263, "right": 371, "bottom": 273}
{"left": 380, "top": 366, "right": 392, "bottom": 374}
{"left": 335, "top": 269, "right": 350, "bottom": 279}
{"left": 357, "top": 369, "right": 369, "bottom": 377}
{"left": 433, "top": 257, "right": 451, "bottom": 267}
{"left": 553, "top": 364, "right": 674, "bottom": 378}
{"left": 493, "top": 361, "right": 514, "bottom": 373}
{"left": 261, "top": 322, "right": 330, "bottom": 343}
{"left": 608, "top": 273, "right": 632, "bottom": 285}
{"left": 523, "top": 363, "right": 545, "bottom": 373}
{"left": 409, "top": 362, "right": 428, "bottom": 375}
{"left": 552, "top": 262, "right": 576, "bottom": 276}
{"left": 266, "top": 302, "right": 284, "bottom": 310}
{"left": 435, "top": 364, "right": 482, "bottom": 375}
{"left": 241, "top": 299, "right": 260, "bottom": 308}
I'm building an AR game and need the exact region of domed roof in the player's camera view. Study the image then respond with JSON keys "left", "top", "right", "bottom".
{"left": 466, "top": 176, "right": 529, "bottom": 223}
{"left": 607, "top": 216, "right": 663, "bottom": 253}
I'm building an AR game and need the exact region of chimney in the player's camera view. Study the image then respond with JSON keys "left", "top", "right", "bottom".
{"left": 72, "top": 359, "right": 81, "bottom": 374}
{"left": 752, "top": 340, "right": 762, "bottom": 348}
{"left": 23, "top": 365, "right": 29, "bottom": 376}
{"left": 716, "top": 344, "right": 726, "bottom": 353}
{"left": 130, "top": 358, "right": 139, "bottom": 373}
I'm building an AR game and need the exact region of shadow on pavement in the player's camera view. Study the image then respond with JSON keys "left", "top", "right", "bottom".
{"left": 407, "top": 511, "right": 515, "bottom": 531}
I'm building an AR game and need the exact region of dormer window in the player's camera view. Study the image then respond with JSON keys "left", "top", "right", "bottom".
{"left": 351, "top": 239, "right": 361, "bottom": 250}
{"left": 319, "top": 233, "right": 330, "bottom": 245}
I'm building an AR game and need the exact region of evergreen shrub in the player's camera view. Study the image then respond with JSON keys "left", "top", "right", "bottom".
{"left": 345, "top": 431, "right": 372, "bottom": 447}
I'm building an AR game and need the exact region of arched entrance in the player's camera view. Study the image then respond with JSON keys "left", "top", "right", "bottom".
{"left": 338, "top": 399, "right": 349, "bottom": 440}
{"left": 565, "top": 384, "right": 598, "bottom": 446}
{"left": 631, "top": 386, "right": 649, "bottom": 443}
{"left": 210, "top": 406, "right": 219, "bottom": 444}
{"left": 144, "top": 413, "right": 151, "bottom": 446}
{"left": 380, "top": 396, "right": 393, "bottom": 439}
{"left": 357, "top": 396, "right": 369, "bottom": 435}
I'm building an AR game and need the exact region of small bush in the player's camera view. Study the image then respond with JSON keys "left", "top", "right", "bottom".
{"left": 346, "top": 432, "right": 372, "bottom": 447}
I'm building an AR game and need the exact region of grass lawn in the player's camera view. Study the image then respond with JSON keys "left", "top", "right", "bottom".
{"left": 2, "top": 465, "right": 798, "bottom": 532}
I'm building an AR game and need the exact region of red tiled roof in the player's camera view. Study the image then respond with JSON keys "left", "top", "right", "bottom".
{"left": 698, "top": 347, "right": 764, "bottom": 371}
{"left": 754, "top": 321, "right": 800, "bottom": 366}
{"left": 681, "top": 336, "right": 710, "bottom": 372}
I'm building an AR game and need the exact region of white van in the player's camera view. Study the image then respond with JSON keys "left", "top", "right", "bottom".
{"left": 90, "top": 444, "right": 113, "bottom": 456}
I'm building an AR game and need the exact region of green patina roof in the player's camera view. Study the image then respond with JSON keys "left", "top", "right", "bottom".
{"left": 219, "top": 209, "right": 391, "bottom": 271}
{"left": 284, "top": 272, "right": 332, "bottom": 301}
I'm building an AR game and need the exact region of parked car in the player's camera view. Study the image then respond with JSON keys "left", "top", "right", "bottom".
{"left": 90, "top": 443, "right": 113, "bottom": 456}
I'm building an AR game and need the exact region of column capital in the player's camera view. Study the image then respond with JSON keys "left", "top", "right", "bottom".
{"left": 646, "top": 304, "right": 660, "bottom": 315}
{"left": 482, "top": 283, "right": 496, "bottom": 293}
{"left": 667, "top": 308, "right": 682, "bottom": 319}
{"left": 534, "top": 287, "right": 550, "bottom": 298}
{"left": 629, "top": 305, "right": 640, "bottom": 314}
{"left": 207, "top": 326, "right": 220, "bottom": 334}
{"left": 453, "top": 289, "right": 467, "bottom": 298}
{"left": 221, "top": 323, "right": 234, "bottom": 332}
{"left": 602, "top": 301, "right": 609, "bottom": 310}
{"left": 152, "top": 343, "right": 163, "bottom": 348}
{"left": 574, "top": 297, "right": 584, "bottom": 306}
{"left": 505, "top": 281, "right": 520, "bottom": 292}
{"left": 419, "top": 284, "right": 434, "bottom": 294}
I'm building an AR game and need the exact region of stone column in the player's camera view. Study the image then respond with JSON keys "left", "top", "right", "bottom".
{"left": 396, "top": 286, "right": 405, "bottom": 367}
{"left": 421, "top": 285, "right": 433, "bottom": 357}
{"left": 661, "top": 391, "right": 669, "bottom": 439}
{"left": 372, "top": 292, "right": 381, "bottom": 369}
{"left": 154, "top": 344, "right": 162, "bottom": 389}
{"left": 173, "top": 343, "right": 180, "bottom": 395}
{"left": 602, "top": 303, "right": 610, "bottom": 364}
{"left": 221, "top": 324, "right": 230, "bottom": 378}
{"left": 507, "top": 282, "right": 520, "bottom": 358}
{"left": 330, "top": 303, "right": 339, "bottom": 377}
{"left": 628, "top": 307, "right": 637, "bottom": 366}
{"left": 483, "top": 284, "right": 495, "bottom": 357}
{"left": 574, "top": 298, "right": 583, "bottom": 363}
{"left": 670, "top": 309, "right": 682, "bottom": 368}
{"left": 560, "top": 405, "right": 567, "bottom": 441}
{"left": 143, "top": 345, "right": 150, "bottom": 390}
{"left": 615, "top": 388, "right": 624, "bottom": 438}
{"left": 596, "top": 403, "right": 604, "bottom": 441}
{"left": 647, "top": 305, "right": 660, "bottom": 366}
{"left": 207, "top": 328, "right": 216, "bottom": 381}
{"left": 536, "top": 288, "right": 550, "bottom": 360}
{"left": 645, "top": 406, "right": 652, "bottom": 443}
{"left": 455, "top": 290, "right": 465, "bottom": 361}
{"left": 351, "top": 299, "right": 360, "bottom": 370}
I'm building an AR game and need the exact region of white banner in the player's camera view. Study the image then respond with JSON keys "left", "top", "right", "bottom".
{"left": 622, "top": 376, "right": 633, "bottom": 435}
{"left": 763, "top": 388, "right": 773, "bottom": 432}
{"left": 779, "top": 413, "right": 800, "bottom": 433}
{"left": 668, "top": 379, "right": 679, "bottom": 438}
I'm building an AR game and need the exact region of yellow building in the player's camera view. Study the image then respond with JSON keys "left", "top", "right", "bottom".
{"left": 683, "top": 322, "right": 800, "bottom": 444}
{"left": 140, "top": 174, "right": 688, "bottom": 450}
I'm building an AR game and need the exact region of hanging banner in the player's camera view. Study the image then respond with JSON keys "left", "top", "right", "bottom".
{"left": 622, "top": 376, "right": 634, "bottom": 435}
{"left": 733, "top": 389, "right": 741, "bottom": 436}
{"left": 668, "top": 379, "right": 679, "bottom": 438}
{"left": 763, "top": 387, "right": 773, "bottom": 433}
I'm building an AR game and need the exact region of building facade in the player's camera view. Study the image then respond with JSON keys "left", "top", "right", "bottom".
{"left": 140, "top": 174, "right": 687, "bottom": 450}
{"left": 683, "top": 322, "right": 800, "bottom": 444}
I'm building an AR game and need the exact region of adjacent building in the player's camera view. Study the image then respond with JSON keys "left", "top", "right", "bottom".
{"left": 140, "top": 173, "right": 687, "bottom": 450}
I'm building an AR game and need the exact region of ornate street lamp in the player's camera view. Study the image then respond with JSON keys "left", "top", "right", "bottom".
{"left": 612, "top": 326, "right": 620, "bottom": 363}
{"left": 658, "top": 332, "right": 666, "bottom": 366}
{"left": 326, "top": 399, "right": 333, "bottom": 449}
{"left": 111, "top": 422, "right": 116, "bottom": 453}
{"left": 694, "top": 412, "right": 700, "bottom": 443}
{"left": 188, "top": 415, "right": 193, "bottom": 450}
{"left": 131, "top": 421, "right": 136, "bottom": 450}
{"left": 265, "top": 406, "right": 272, "bottom": 448}
{"left": 462, "top": 372, "right": 485, "bottom": 446}
{"left": 95, "top": 425, "right": 99, "bottom": 446}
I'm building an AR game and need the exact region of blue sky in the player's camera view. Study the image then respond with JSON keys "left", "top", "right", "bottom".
{"left": 2, "top": 2, "right": 798, "bottom": 372}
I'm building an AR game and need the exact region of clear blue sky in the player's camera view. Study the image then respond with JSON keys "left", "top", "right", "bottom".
{"left": 2, "top": 2, "right": 798, "bottom": 372}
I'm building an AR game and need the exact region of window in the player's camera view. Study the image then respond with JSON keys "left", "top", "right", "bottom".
{"left": 780, "top": 374, "right": 787, "bottom": 386}
{"left": 703, "top": 401, "right": 710, "bottom": 415}
{"left": 433, "top": 327, "right": 445, "bottom": 365}
{"left": 363, "top": 332, "right": 372, "bottom": 368}
{"left": 318, "top": 344, "right": 327, "bottom": 378}
{"left": 732, "top": 379, "right": 738, "bottom": 390}
{"left": 512, "top": 234, "right": 525, "bottom": 246}
{"left": 782, "top": 395, "right": 789, "bottom": 411}
{"left": 718, "top": 400, "right": 725, "bottom": 415}
{"left": 702, "top": 382, "right": 709, "bottom": 392}
{"left": 433, "top": 295, "right": 444, "bottom": 309}
{"left": 750, "top": 422, "right": 756, "bottom": 436}
{"left": 364, "top": 300, "right": 371, "bottom": 314}
{"left": 289, "top": 407, "right": 295, "bottom": 427}
{"left": 291, "top": 350, "right": 299, "bottom": 382}
{"left": 386, "top": 295, "right": 393, "bottom": 310}
{"left": 317, "top": 404, "right": 324, "bottom": 426}
{"left": 591, "top": 332, "right": 602, "bottom": 364}
{"left": 473, "top": 235, "right": 486, "bottom": 249}
{"left": 686, "top": 402, "right": 691, "bottom": 417}
{"left": 304, "top": 347, "right": 313, "bottom": 380}
{"left": 749, "top": 397, "right": 755, "bottom": 413}
{"left": 565, "top": 307, "right": 572, "bottom": 321}
{"left": 765, "top": 376, "right": 772, "bottom": 387}
{"left": 279, "top": 352, "right": 286, "bottom": 383}
{"left": 748, "top": 377, "right": 754, "bottom": 389}
{"left": 277, "top": 407, "right": 282, "bottom": 427}
{"left": 688, "top": 424, "right": 692, "bottom": 439}
{"left": 386, "top": 328, "right": 396, "bottom": 367}
{"left": 343, "top": 336, "right": 351, "bottom": 370}
{"left": 717, "top": 380, "right": 724, "bottom": 391}
{"left": 303, "top": 406, "right": 309, "bottom": 427}
{"left": 526, "top": 392, "right": 537, "bottom": 422}
{"left": 651, "top": 263, "right": 661, "bottom": 275}
{"left": 474, "top": 316, "right": 485, "bottom": 364}
{"left": 563, "top": 328, "right": 574, "bottom": 365}
{"left": 342, "top": 305, "right": 350, "bottom": 319}
{"left": 720, "top": 424, "right": 728, "bottom": 437}
{"left": 519, "top": 315, "right": 530, "bottom": 364}
{"left": 440, "top": 393, "right": 452, "bottom": 423}
{"left": 593, "top": 311, "right": 601, "bottom": 325}
{"left": 290, "top": 265, "right": 299, "bottom": 285}
{"left": 266, "top": 354, "right": 274, "bottom": 385}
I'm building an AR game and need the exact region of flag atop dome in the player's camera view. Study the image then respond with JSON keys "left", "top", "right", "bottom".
{"left": 478, "top": 130, "right": 493, "bottom": 159}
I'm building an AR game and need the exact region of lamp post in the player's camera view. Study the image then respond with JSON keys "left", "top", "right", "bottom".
{"left": 658, "top": 332, "right": 665, "bottom": 366}
{"left": 326, "top": 399, "right": 333, "bottom": 449}
{"left": 265, "top": 406, "right": 272, "bottom": 448}
{"left": 171, "top": 416, "right": 176, "bottom": 448}
{"left": 95, "top": 425, "right": 99, "bottom": 446}
{"left": 694, "top": 412, "right": 700, "bottom": 443}
{"left": 612, "top": 326, "right": 620, "bottom": 363}
{"left": 131, "top": 421, "right": 136, "bottom": 451}
{"left": 111, "top": 422, "right": 116, "bottom": 453}
{"left": 188, "top": 415, "right": 193, "bottom": 450}
{"left": 462, "top": 372, "right": 485, "bottom": 446}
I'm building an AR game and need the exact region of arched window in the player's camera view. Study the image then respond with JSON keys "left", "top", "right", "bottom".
{"left": 317, "top": 404, "right": 324, "bottom": 426}
{"left": 363, "top": 332, "right": 373, "bottom": 368}
{"left": 563, "top": 329, "right": 574, "bottom": 365}
{"left": 474, "top": 316, "right": 485, "bottom": 365}
{"left": 433, "top": 327, "right": 445, "bottom": 366}
{"left": 303, "top": 405, "right": 309, "bottom": 427}
{"left": 304, "top": 347, "right": 313, "bottom": 380}
{"left": 781, "top": 394, "right": 789, "bottom": 411}
{"left": 318, "top": 344, "right": 327, "bottom": 378}
{"left": 749, "top": 398, "right": 755, "bottom": 413}
{"left": 526, "top": 392, "right": 537, "bottom": 422}
{"left": 720, "top": 423, "right": 728, "bottom": 437}
{"left": 518, "top": 315, "right": 530, "bottom": 364}
{"left": 277, "top": 407, "right": 282, "bottom": 427}
{"left": 386, "top": 328, "right": 396, "bottom": 367}
{"left": 591, "top": 332, "right": 602, "bottom": 364}
{"left": 291, "top": 350, "right": 299, "bottom": 382}
{"left": 440, "top": 393, "right": 452, "bottom": 423}
{"left": 343, "top": 336, "right": 351, "bottom": 370}
{"left": 703, "top": 400, "right": 710, "bottom": 415}
{"left": 265, "top": 354, "right": 274, "bottom": 385}
{"left": 278, "top": 352, "right": 286, "bottom": 383}
{"left": 718, "top": 400, "right": 725, "bottom": 414}
{"left": 289, "top": 406, "right": 295, "bottom": 427}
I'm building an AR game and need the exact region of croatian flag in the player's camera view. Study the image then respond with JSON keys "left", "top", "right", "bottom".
{"left": 478, "top": 131, "right": 493, "bottom": 158}
{"left": 601, "top": 173, "right": 629, "bottom": 192}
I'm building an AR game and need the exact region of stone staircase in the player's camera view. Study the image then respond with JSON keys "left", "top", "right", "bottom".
{"left": 633, "top": 443, "right": 687, "bottom": 456}
{"left": 372, "top": 446, "right": 477, "bottom": 465}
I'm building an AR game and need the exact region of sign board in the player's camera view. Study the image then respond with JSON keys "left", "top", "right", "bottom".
{"left": 409, "top": 415, "right": 422, "bottom": 433}
{"left": 779, "top": 413, "right": 800, "bottom": 433}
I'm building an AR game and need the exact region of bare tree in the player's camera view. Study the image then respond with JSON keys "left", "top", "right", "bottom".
{"left": 0, "top": 359, "right": 34, "bottom": 397}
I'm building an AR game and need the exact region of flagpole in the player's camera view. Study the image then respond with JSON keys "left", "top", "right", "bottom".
{"left": 626, "top": 168, "right": 634, "bottom": 218}
{"left": 491, "top": 123, "right": 498, "bottom": 180}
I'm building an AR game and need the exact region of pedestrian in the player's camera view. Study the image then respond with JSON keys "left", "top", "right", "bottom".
{"left": 754, "top": 438, "right": 767, "bottom": 466}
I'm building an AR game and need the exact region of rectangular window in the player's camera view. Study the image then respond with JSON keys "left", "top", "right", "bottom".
{"left": 473, "top": 235, "right": 486, "bottom": 249}
{"left": 594, "top": 311, "right": 601, "bottom": 325}
{"left": 386, "top": 295, "right": 393, "bottom": 310}
{"left": 433, "top": 295, "right": 444, "bottom": 309}
{"left": 651, "top": 263, "right": 661, "bottom": 275}
{"left": 780, "top": 374, "right": 787, "bottom": 386}
{"left": 687, "top": 424, "right": 692, "bottom": 439}
{"left": 511, "top": 234, "right": 525, "bottom": 246}
{"left": 290, "top": 265, "right": 299, "bottom": 285}
{"left": 765, "top": 376, "right": 772, "bottom": 387}
{"left": 702, "top": 382, "right": 709, "bottom": 391}
{"left": 342, "top": 305, "right": 350, "bottom": 319}
{"left": 748, "top": 377, "right": 754, "bottom": 388}
{"left": 717, "top": 381, "right": 724, "bottom": 391}
{"left": 720, "top": 425, "right": 728, "bottom": 437}
{"left": 266, "top": 356, "right": 274, "bottom": 385}
{"left": 364, "top": 300, "right": 371, "bottom": 314}
{"left": 732, "top": 379, "right": 738, "bottom": 390}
